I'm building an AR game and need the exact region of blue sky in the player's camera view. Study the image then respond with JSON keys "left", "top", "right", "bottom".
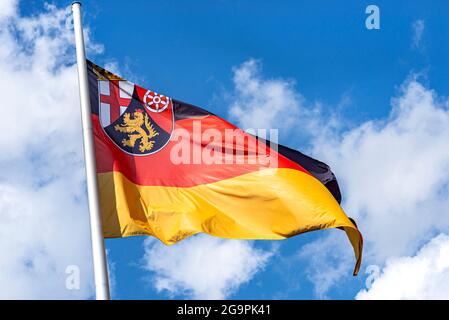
{"left": 10, "top": 0, "right": 449, "bottom": 299}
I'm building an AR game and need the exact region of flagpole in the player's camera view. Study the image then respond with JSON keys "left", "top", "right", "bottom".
{"left": 71, "top": 1, "right": 111, "bottom": 300}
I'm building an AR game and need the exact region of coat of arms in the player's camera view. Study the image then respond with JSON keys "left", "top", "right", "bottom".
{"left": 97, "top": 79, "right": 174, "bottom": 155}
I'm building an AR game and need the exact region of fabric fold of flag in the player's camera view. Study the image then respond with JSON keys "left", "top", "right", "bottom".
{"left": 87, "top": 60, "right": 363, "bottom": 275}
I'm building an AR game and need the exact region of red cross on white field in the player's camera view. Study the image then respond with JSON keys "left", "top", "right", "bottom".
{"left": 99, "top": 80, "right": 134, "bottom": 127}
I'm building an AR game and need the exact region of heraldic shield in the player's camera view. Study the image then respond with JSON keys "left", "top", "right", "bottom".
{"left": 95, "top": 75, "right": 174, "bottom": 156}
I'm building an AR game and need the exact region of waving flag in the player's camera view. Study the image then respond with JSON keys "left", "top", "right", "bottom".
{"left": 87, "top": 60, "right": 363, "bottom": 275}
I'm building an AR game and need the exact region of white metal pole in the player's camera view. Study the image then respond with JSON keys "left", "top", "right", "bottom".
{"left": 71, "top": 1, "right": 111, "bottom": 300}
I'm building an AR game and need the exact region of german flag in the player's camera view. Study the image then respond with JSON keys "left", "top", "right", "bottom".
{"left": 87, "top": 60, "right": 363, "bottom": 275}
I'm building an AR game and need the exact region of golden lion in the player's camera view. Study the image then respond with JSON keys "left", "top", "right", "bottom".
{"left": 114, "top": 109, "right": 159, "bottom": 152}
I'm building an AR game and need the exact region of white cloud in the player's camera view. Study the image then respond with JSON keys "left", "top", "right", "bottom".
{"left": 0, "top": 2, "right": 103, "bottom": 298}
{"left": 297, "top": 231, "right": 353, "bottom": 298}
{"left": 142, "top": 235, "right": 275, "bottom": 299}
{"left": 228, "top": 59, "right": 342, "bottom": 148}
{"left": 314, "top": 77, "right": 449, "bottom": 262}
{"left": 296, "top": 76, "right": 449, "bottom": 298}
{"left": 0, "top": 0, "right": 17, "bottom": 21}
{"left": 229, "top": 59, "right": 314, "bottom": 133}
{"left": 357, "top": 233, "right": 449, "bottom": 299}
{"left": 412, "top": 19, "right": 425, "bottom": 49}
